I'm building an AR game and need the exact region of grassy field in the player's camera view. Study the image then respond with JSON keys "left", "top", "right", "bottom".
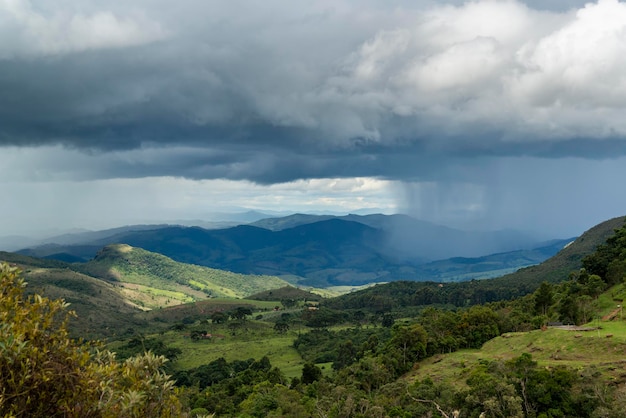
{"left": 109, "top": 299, "right": 313, "bottom": 378}
{"left": 409, "top": 318, "right": 626, "bottom": 390}
{"left": 165, "top": 329, "right": 305, "bottom": 378}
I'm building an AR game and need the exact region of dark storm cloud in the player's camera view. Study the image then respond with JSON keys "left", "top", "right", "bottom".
{"left": 2, "top": 0, "right": 626, "bottom": 184}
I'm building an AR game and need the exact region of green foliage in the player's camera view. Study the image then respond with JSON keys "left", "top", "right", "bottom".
{"left": 301, "top": 307, "right": 346, "bottom": 328}
{"left": 247, "top": 285, "right": 322, "bottom": 302}
{"left": 0, "top": 263, "right": 185, "bottom": 417}
{"left": 534, "top": 282, "right": 554, "bottom": 316}
{"left": 230, "top": 306, "right": 253, "bottom": 321}
{"left": 301, "top": 363, "right": 323, "bottom": 384}
{"left": 464, "top": 364, "right": 524, "bottom": 418}
{"left": 332, "top": 340, "right": 357, "bottom": 370}
{"left": 7, "top": 216, "right": 626, "bottom": 417}
{"left": 210, "top": 311, "right": 228, "bottom": 324}
{"left": 115, "top": 336, "right": 182, "bottom": 364}
{"left": 239, "top": 381, "right": 312, "bottom": 417}
{"left": 388, "top": 323, "right": 428, "bottom": 371}
{"left": 583, "top": 220, "right": 626, "bottom": 283}
{"left": 381, "top": 312, "right": 395, "bottom": 328}
{"left": 273, "top": 321, "right": 290, "bottom": 334}
{"left": 293, "top": 327, "right": 391, "bottom": 364}
{"left": 458, "top": 305, "right": 501, "bottom": 348}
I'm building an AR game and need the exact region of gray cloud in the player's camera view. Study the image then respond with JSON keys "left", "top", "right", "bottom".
{"left": 1, "top": 0, "right": 626, "bottom": 187}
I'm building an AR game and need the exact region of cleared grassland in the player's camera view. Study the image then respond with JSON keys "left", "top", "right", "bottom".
{"left": 409, "top": 319, "right": 626, "bottom": 390}
{"left": 160, "top": 321, "right": 307, "bottom": 378}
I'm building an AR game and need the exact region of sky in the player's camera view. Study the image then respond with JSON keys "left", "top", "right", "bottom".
{"left": 2, "top": 0, "right": 626, "bottom": 239}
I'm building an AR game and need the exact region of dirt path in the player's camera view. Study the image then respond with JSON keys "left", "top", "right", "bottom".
{"left": 603, "top": 308, "right": 621, "bottom": 321}
{"left": 549, "top": 325, "right": 598, "bottom": 331}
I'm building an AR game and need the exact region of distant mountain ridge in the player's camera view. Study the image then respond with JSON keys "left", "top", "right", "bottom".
{"left": 16, "top": 214, "right": 568, "bottom": 287}
{"left": 324, "top": 216, "right": 626, "bottom": 311}
{"left": 251, "top": 213, "right": 539, "bottom": 260}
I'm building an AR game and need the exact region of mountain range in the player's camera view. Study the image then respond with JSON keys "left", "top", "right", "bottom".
{"left": 1, "top": 214, "right": 622, "bottom": 340}
{"left": 12, "top": 214, "right": 570, "bottom": 286}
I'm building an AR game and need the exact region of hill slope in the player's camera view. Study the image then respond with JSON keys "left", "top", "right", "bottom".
{"left": 494, "top": 215, "right": 626, "bottom": 286}
{"left": 78, "top": 244, "right": 291, "bottom": 307}
{"left": 325, "top": 216, "right": 626, "bottom": 310}
{"left": 0, "top": 252, "right": 146, "bottom": 339}
{"left": 1, "top": 246, "right": 292, "bottom": 337}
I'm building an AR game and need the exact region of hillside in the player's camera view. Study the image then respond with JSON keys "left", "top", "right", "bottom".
{"left": 494, "top": 215, "right": 626, "bottom": 286}
{"left": 78, "top": 244, "right": 291, "bottom": 307}
{"left": 325, "top": 216, "right": 626, "bottom": 310}
{"left": 0, "top": 252, "right": 146, "bottom": 339}
{"left": 248, "top": 285, "right": 323, "bottom": 302}
{"left": 0, "top": 246, "right": 291, "bottom": 338}
{"left": 251, "top": 213, "right": 540, "bottom": 260}
{"left": 408, "top": 237, "right": 573, "bottom": 282}
{"left": 409, "top": 320, "right": 626, "bottom": 394}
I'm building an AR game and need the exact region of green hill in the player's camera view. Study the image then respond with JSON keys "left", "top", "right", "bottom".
{"left": 4, "top": 215, "right": 626, "bottom": 416}
{"left": 410, "top": 317, "right": 626, "bottom": 391}
{"left": 0, "top": 252, "right": 147, "bottom": 339}
{"left": 78, "top": 244, "right": 291, "bottom": 308}
{"left": 1, "top": 246, "right": 292, "bottom": 338}
{"left": 247, "top": 285, "right": 323, "bottom": 302}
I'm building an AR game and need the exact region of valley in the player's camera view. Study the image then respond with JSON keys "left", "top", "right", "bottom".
{"left": 2, "top": 213, "right": 626, "bottom": 417}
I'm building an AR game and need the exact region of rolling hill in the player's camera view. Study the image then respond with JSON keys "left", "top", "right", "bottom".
{"left": 78, "top": 243, "right": 290, "bottom": 305}
{"left": 0, "top": 245, "right": 291, "bottom": 338}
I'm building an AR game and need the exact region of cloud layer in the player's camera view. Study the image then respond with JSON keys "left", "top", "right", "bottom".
{"left": 2, "top": 0, "right": 626, "bottom": 239}
{"left": 2, "top": 0, "right": 626, "bottom": 184}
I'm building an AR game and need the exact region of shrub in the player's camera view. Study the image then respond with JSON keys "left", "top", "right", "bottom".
{"left": 0, "top": 263, "right": 186, "bottom": 417}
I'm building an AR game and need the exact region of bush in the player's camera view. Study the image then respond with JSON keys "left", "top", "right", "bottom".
{"left": 0, "top": 263, "right": 186, "bottom": 417}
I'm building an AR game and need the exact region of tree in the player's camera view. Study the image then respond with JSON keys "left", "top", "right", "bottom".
{"left": 381, "top": 313, "right": 395, "bottom": 328}
{"left": 583, "top": 222, "right": 626, "bottom": 284}
{"left": 457, "top": 305, "right": 500, "bottom": 348}
{"left": 210, "top": 311, "right": 228, "bottom": 324}
{"left": 302, "top": 307, "right": 345, "bottom": 328}
{"left": 273, "top": 321, "right": 290, "bottom": 334}
{"left": 230, "top": 307, "right": 253, "bottom": 321}
{"left": 585, "top": 274, "right": 606, "bottom": 298}
{"left": 465, "top": 364, "right": 524, "bottom": 418}
{"left": 419, "top": 308, "right": 461, "bottom": 355}
{"left": 0, "top": 263, "right": 184, "bottom": 417}
{"left": 301, "top": 363, "right": 323, "bottom": 384}
{"left": 281, "top": 298, "right": 297, "bottom": 309}
{"left": 389, "top": 324, "right": 428, "bottom": 369}
{"left": 333, "top": 340, "right": 357, "bottom": 370}
{"left": 559, "top": 294, "right": 580, "bottom": 325}
{"left": 352, "top": 310, "right": 366, "bottom": 327}
{"left": 534, "top": 281, "right": 554, "bottom": 316}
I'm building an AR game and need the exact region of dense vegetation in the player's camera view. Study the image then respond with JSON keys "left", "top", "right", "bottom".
{"left": 2, "top": 217, "right": 626, "bottom": 417}
{"left": 0, "top": 263, "right": 184, "bottom": 417}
